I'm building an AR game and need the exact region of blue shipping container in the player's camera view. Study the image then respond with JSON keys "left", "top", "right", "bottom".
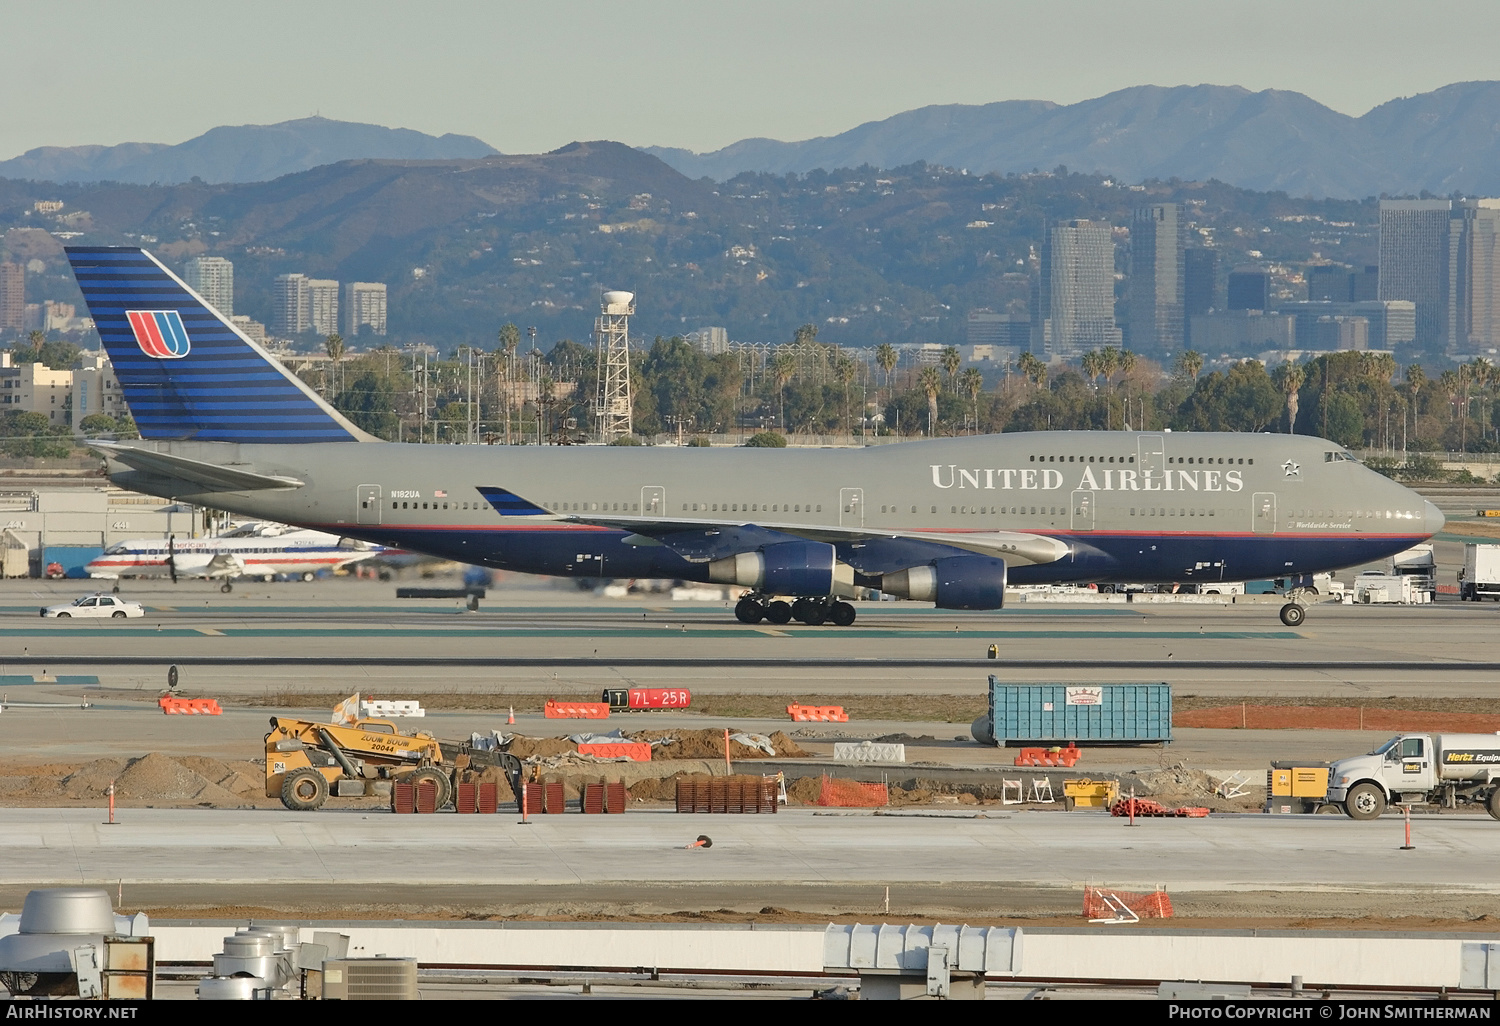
{"left": 42, "top": 546, "right": 104, "bottom": 579}
{"left": 987, "top": 678, "right": 1172, "bottom": 745}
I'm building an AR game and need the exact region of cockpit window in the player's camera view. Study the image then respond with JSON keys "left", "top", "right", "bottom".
{"left": 1324, "top": 451, "right": 1355, "bottom": 462}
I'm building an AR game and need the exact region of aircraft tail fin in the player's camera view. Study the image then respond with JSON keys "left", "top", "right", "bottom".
{"left": 65, "top": 247, "right": 373, "bottom": 443}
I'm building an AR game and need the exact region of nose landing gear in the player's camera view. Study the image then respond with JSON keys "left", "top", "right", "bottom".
{"left": 734, "top": 594, "right": 857, "bottom": 626}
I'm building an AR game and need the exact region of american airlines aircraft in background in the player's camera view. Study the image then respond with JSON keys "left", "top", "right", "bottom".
{"left": 63, "top": 247, "right": 1442, "bottom": 627}
{"left": 85, "top": 523, "right": 391, "bottom": 590}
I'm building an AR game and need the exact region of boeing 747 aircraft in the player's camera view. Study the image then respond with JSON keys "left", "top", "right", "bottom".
{"left": 63, "top": 247, "right": 1442, "bottom": 627}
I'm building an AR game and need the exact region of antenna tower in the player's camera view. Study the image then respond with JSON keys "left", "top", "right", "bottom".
{"left": 594, "top": 290, "right": 635, "bottom": 441}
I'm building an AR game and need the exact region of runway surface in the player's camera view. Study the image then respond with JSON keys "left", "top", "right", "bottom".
{"left": 1, "top": 577, "right": 1499, "bottom": 699}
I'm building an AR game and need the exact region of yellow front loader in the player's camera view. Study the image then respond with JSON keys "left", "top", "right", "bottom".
{"left": 264, "top": 716, "right": 523, "bottom": 811}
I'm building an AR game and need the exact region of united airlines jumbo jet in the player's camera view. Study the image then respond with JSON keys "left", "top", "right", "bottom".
{"left": 64, "top": 247, "right": 1441, "bottom": 627}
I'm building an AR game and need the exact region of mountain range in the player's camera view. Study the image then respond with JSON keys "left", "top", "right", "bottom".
{"left": 0, "top": 117, "right": 497, "bottom": 186}
{"left": 646, "top": 81, "right": 1500, "bottom": 199}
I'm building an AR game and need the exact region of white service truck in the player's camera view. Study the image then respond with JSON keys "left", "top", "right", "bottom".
{"left": 1326, "top": 732, "right": 1500, "bottom": 820}
{"left": 1459, "top": 543, "right": 1500, "bottom": 601}
{"left": 1390, "top": 544, "right": 1436, "bottom": 600}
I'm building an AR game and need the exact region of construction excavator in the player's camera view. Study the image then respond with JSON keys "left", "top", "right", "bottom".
{"left": 264, "top": 715, "right": 524, "bottom": 811}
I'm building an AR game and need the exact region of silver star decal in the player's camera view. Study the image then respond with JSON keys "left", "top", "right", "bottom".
{"left": 1282, "top": 460, "right": 1300, "bottom": 477}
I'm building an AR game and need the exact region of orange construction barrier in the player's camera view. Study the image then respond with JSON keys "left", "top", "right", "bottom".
{"left": 544, "top": 700, "right": 610, "bottom": 719}
{"left": 577, "top": 742, "right": 651, "bottom": 762}
{"left": 1084, "top": 886, "right": 1173, "bottom": 920}
{"left": 1110, "top": 797, "right": 1210, "bottom": 818}
{"left": 158, "top": 696, "right": 222, "bottom": 715}
{"left": 816, "top": 775, "right": 888, "bottom": 807}
{"left": 1014, "top": 743, "right": 1081, "bottom": 768}
{"left": 787, "top": 704, "right": 849, "bottom": 722}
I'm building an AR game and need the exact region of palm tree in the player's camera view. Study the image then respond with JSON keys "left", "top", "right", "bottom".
{"left": 958, "top": 367, "right": 984, "bottom": 433}
{"left": 1272, "top": 361, "right": 1305, "bottom": 433}
{"left": 1080, "top": 349, "right": 1102, "bottom": 385}
{"left": 1016, "top": 351, "right": 1047, "bottom": 388}
{"left": 771, "top": 348, "right": 797, "bottom": 431}
{"left": 940, "top": 346, "right": 961, "bottom": 386}
{"left": 324, "top": 333, "right": 345, "bottom": 396}
{"left": 1176, "top": 349, "right": 1204, "bottom": 380}
{"left": 836, "top": 355, "right": 858, "bottom": 437}
{"left": 1473, "top": 358, "right": 1494, "bottom": 447}
{"left": 919, "top": 366, "right": 942, "bottom": 436}
{"left": 1459, "top": 362, "right": 1476, "bottom": 452}
{"left": 875, "top": 343, "right": 898, "bottom": 392}
{"left": 1098, "top": 345, "right": 1121, "bottom": 385}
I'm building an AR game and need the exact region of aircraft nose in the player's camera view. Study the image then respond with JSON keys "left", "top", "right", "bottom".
{"left": 1425, "top": 500, "right": 1446, "bottom": 536}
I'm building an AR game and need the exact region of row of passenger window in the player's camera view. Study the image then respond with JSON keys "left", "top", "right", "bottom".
{"left": 1290, "top": 509, "right": 1421, "bottom": 521}
{"left": 393, "top": 501, "right": 483, "bottom": 510}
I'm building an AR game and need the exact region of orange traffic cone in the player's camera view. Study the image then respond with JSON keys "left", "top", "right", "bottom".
{"left": 508, "top": 706, "right": 515, "bottom": 725}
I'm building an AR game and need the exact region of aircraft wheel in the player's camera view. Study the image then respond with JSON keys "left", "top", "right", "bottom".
{"left": 280, "top": 769, "right": 330, "bottom": 811}
{"left": 111, "top": 584, "right": 120, "bottom": 594}
{"left": 734, "top": 597, "right": 765, "bottom": 624}
{"left": 801, "top": 603, "right": 828, "bottom": 627}
{"left": 790, "top": 598, "right": 812, "bottom": 622}
{"left": 220, "top": 582, "right": 233, "bottom": 594}
{"left": 302, "top": 571, "right": 316, "bottom": 582}
{"left": 829, "top": 601, "right": 856, "bottom": 627}
{"left": 765, "top": 600, "right": 793, "bottom": 625}
{"left": 1279, "top": 602, "right": 1305, "bottom": 627}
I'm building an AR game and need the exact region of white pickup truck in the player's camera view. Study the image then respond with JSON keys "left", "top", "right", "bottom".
{"left": 1326, "top": 733, "right": 1500, "bottom": 820}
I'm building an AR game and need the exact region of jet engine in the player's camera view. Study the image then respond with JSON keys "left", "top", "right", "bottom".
{"left": 707, "top": 541, "right": 856, "bottom": 597}
{"left": 880, "top": 556, "right": 1007, "bottom": 609}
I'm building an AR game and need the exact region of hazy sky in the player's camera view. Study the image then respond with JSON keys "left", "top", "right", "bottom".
{"left": 7, "top": 0, "right": 1500, "bottom": 160}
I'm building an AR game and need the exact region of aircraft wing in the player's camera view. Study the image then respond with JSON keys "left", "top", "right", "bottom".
{"left": 92, "top": 442, "right": 304, "bottom": 492}
{"left": 569, "top": 513, "right": 1069, "bottom": 568}
{"left": 476, "top": 486, "right": 1070, "bottom": 570}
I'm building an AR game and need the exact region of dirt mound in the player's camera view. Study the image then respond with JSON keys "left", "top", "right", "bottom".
{"left": 61, "top": 753, "right": 241, "bottom": 804}
{"left": 785, "top": 776, "right": 822, "bottom": 805}
{"left": 1177, "top": 705, "right": 1500, "bottom": 732}
{"left": 627, "top": 728, "right": 807, "bottom": 760}
{"left": 1132, "top": 764, "right": 1218, "bottom": 800}
{"left": 175, "top": 757, "right": 264, "bottom": 797}
{"left": 504, "top": 735, "right": 579, "bottom": 760}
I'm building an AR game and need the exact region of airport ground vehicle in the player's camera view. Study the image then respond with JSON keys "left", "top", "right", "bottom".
{"left": 1390, "top": 543, "right": 1437, "bottom": 600}
{"left": 1325, "top": 733, "right": 1500, "bottom": 820}
{"left": 1459, "top": 543, "right": 1500, "bottom": 601}
{"left": 39, "top": 594, "right": 144, "bottom": 619}
{"left": 264, "top": 716, "right": 524, "bottom": 812}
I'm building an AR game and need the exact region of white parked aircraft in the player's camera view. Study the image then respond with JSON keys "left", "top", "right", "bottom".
{"left": 86, "top": 523, "right": 390, "bottom": 591}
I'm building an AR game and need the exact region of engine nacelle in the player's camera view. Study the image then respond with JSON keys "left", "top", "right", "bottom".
{"left": 707, "top": 541, "right": 855, "bottom": 597}
{"left": 881, "top": 556, "right": 1007, "bottom": 609}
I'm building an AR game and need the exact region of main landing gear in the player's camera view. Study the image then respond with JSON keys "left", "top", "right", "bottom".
{"left": 1279, "top": 602, "right": 1305, "bottom": 627}
{"left": 735, "top": 594, "right": 857, "bottom": 627}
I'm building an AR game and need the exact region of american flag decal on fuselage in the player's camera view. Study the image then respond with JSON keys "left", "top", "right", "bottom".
{"left": 126, "top": 310, "right": 191, "bottom": 359}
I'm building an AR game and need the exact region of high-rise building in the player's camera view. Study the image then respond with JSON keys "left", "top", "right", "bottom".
{"left": 344, "top": 282, "right": 387, "bottom": 337}
{"left": 1352, "top": 265, "right": 1379, "bottom": 302}
{"left": 1379, "top": 199, "right": 1453, "bottom": 347}
{"left": 0, "top": 262, "right": 23, "bottom": 334}
{"left": 182, "top": 256, "right": 233, "bottom": 317}
{"left": 1307, "top": 264, "right": 1354, "bottom": 303}
{"left": 1033, "top": 219, "right": 1120, "bottom": 359}
{"left": 306, "top": 279, "right": 339, "bottom": 336}
{"left": 1451, "top": 199, "right": 1500, "bottom": 350}
{"left": 1129, "top": 203, "right": 1184, "bottom": 353}
{"left": 273, "top": 273, "right": 309, "bottom": 335}
{"left": 1227, "top": 269, "right": 1270, "bottom": 312}
{"left": 1184, "top": 249, "right": 1217, "bottom": 316}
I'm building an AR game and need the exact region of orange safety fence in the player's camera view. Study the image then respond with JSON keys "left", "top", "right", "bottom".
{"left": 1084, "top": 886, "right": 1174, "bottom": 920}
{"left": 158, "top": 696, "right": 222, "bottom": 715}
{"left": 816, "top": 775, "right": 889, "bottom": 808}
{"left": 1110, "top": 797, "right": 1210, "bottom": 818}
{"left": 577, "top": 742, "right": 652, "bottom": 762}
{"left": 788, "top": 704, "right": 849, "bottom": 722}
{"left": 544, "top": 700, "right": 610, "bottom": 719}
